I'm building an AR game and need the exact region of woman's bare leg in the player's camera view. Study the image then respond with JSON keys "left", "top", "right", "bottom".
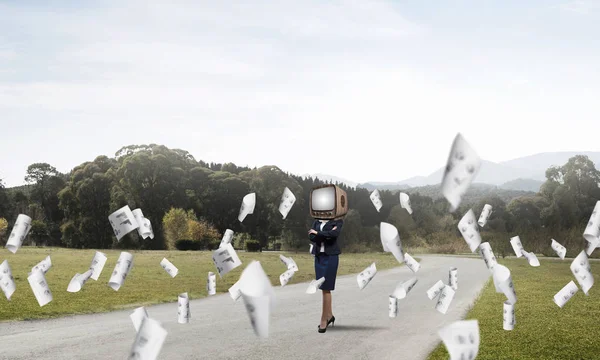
{"left": 320, "top": 290, "right": 332, "bottom": 328}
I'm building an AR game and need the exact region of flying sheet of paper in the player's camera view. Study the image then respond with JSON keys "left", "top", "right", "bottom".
{"left": 586, "top": 239, "right": 599, "bottom": 257}
{"left": 370, "top": 189, "right": 383, "bottom": 212}
{"left": 220, "top": 229, "right": 234, "bottom": 248}
{"left": 31, "top": 255, "right": 52, "bottom": 274}
{"left": 457, "top": 209, "right": 481, "bottom": 253}
{"left": 27, "top": 269, "right": 52, "bottom": 307}
{"left": 279, "top": 269, "right": 295, "bottom": 287}
{"left": 128, "top": 317, "right": 167, "bottom": 360}
{"left": 132, "top": 209, "right": 147, "bottom": 238}
{"left": 478, "top": 204, "right": 493, "bottom": 227}
{"left": 441, "top": 133, "right": 482, "bottom": 212}
{"left": 510, "top": 236, "right": 525, "bottom": 258}
{"left": 160, "top": 258, "right": 179, "bottom": 278}
{"left": 550, "top": 239, "right": 565, "bottom": 260}
{"left": 130, "top": 306, "right": 149, "bottom": 332}
{"left": 380, "top": 222, "right": 404, "bottom": 263}
{"left": 426, "top": 280, "right": 445, "bottom": 300}
{"left": 207, "top": 272, "right": 216, "bottom": 295}
{"left": 583, "top": 201, "right": 600, "bottom": 250}
{"left": 109, "top": 252, "right": 134, "bottom": 291}
{"left": 389, "top": 295, "right": 398, "bottom": 318}
{"left": 278, "top": 187, "right": 296, "bottom": 219}
{"left": 212, "top": 243, "right": 242, "bottom": 278}
{"left": 178, "top": 292, "right": 191, "bottom": 324}
{"left": 503, "top": 301, "right": 515, "bottom": 331}
{"left": 399, "top": 192, "right": 413, "bottom": 214}
{"left": 306, "top": 277, "right": 325, "bottom": 294}
{"left": 404, "top": 253, "right": 420, "bottom": 273}
{"left": 142, "top": 217, "right": 154, "bottom": 239}
{"left": 570, "top": 250, "right": 594, "bottom": 295}
{"left": 392, "top": 277, "right": 418, "bottom": 299}
{"left": 0, "top": 260, "right": 16, "bottom": 300}
{"left": 89, "top": 251, "right": 107, "bottom": 281}
{"left": 5, "top": 213, "right": 32, "bottom": 254}
{"left": 228, "top": 276, "right": 244, "bottom": 301}
{"left": 553, "top": 280, "right": 579, "bottom": 308}
{"left": 309, "top": 244, "right": 314, "bottom": 255}
{"left": 67, "top": 269, "right": 93, "bottom": 293}
{"left": 279, "top": 254, "right": 299, "bottom": 272}
{"left": 449, "top": 267, "right": 458, "bottom": 290}
{"left": 357, "top": 263, "right": 377, "bottom": 290}
{"left": 438, "top": 319, "right": 480, "bottom": 360}
{"left": 522, "top": 250, "right": 540, "bottom": 267}
{"left": 435, "top": 285, "right": 456, "bottom": 314}
{"left": 238, "top": 192, "right": 256, "bottom": 222}
{"left": 492, "top": 264, "right": 517, "bottom": 304}
{"left": 478, "top": 242, "right": 498, "bottom": 272}
{"left": 238, "top": 261, "right": 276, "bottom": 338}
{"left": 108, "top": 205, "right": 140, "bottom": 241}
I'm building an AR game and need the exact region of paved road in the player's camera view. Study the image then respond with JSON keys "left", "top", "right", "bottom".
{"left": 0, "top": 255, "right": 490, "bottom": 360}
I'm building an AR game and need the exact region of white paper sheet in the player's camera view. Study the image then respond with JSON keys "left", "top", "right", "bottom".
{"left": 492, "top": 264, "right": 517, "bottom": 304}
{"left": 0, "top": 260, "right": 16, "bottom": 300}
{"left": 130, "top": 306, "right": 149, "bottom": 332}
{"left": 279, "top": 254, "right": 299, "bottom": 272}
{"left": 228, "top": 276, "right": 244, "bottom": 301}
{"left": 380, "top": 222, "right": 404, "bottom": 263}
{"left": 438, "top": 319, "right": 480, "bottom": 360}
{"left": 441, "top": 133, "right": 482, "bottom": 212}
{"left": 435, "top": 285, "right": 456, "bottom": 314}
{"left": 143, "top": 218, "right": 155, "bottom": 239}
{"left": 503, "top": 300, "right": 515, "bottom": 331}
{"left": 160, "top": 258, "right": 179, "bottom": 278}
{"left": 278, "top": 187, "right": 296, "bottom": 219}
{"left": 279, "top": 269, "right": 295, "bottom": 287}
{"left": 5, "top": 214, "right": 32, "bottom": 254}
{"left": 357, "top": 263, "right": 377, "bottom": 290}
{"left": 426, "top": 280, "right": 445, "bottom": 300}
{"left": 178, "top": 292, "right": 190, "bottom": 324}
{"left": 128, "top": 317, "right": 167, "bottom": 360}
{"left": 522, "top": 250, "right": 540, "bottom": 267}
{"left": 108, "top": 252, "right": 134, "bottom": 291}
{"left": 306, "top": 277, "right": 326, "bottom": 294}
{"left": 389, "top": 295, "right": 398, "bottom": 318}
{"left": 212, "top": 243, "right": 242, "bottom": 277}
{"left": 108, "top": 205, "right": 140, "bottom": 241}
{"left": 457, "top": 209, "right": 481, "bottom": 252}
{"left": 478, "top": 242, "right": 498, "bottom": 272}
{"left": 31, "top": 255, "right": 52, "bottom": 274}
{"left": 238, "top": 261, "right": 276, "bottom": 338}
{"left": 89, "top": 251, "right": 107, "bottom": 281}
{"left": 220, "top": 229, "right": 234, "bottom": 248}
{"left": 586, "top": 239, "right": 599, "bottom": 257}
{"left": 404, "top": 253, "right": 420, "bottom": 273}
{"left": 583, "top": 201, "right": 600, "bottom": 248}
{"left": 449, "top": 267, "right": 458, "bottom": 290}
{"left": 132, "top": 209, "right": 148, "bottom": 238}
{"left": 570, "top": 250, "right": 594, "bottom": 295}
{"left": 370, "top": 189, "right": 383, "bottom": 212}
{"left": 510, "top": 236, "right": 525, "bottom": 258}
{"left": 392, "top": 277, "right": 418, "bottom": 299}
{"left": 553, "top": 280, "right": 579, "bottom": 308}
{"left": 207, "top": 272, "right": 216, "bottom": 295}
{"left": 478, "top": 204, "right": 493, "bottom": 227}
{"left": 238, "top": 192, "right": 256, "bottom": 222}
{"left": 309, "top": 244, "right": 314, "bottom": 255}
{"left": 550, "top": 239, "right": 567, "bottom": 260}
{"left": 399, "top": 192, "right": 412, "bottom": 214}
{"left": 27, "top": 269, "right": 52, "bottom": 307}
{"left": 67, "top": 269, "right": 93, "bottom": 293}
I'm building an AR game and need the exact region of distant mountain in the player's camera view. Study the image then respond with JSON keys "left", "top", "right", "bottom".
{"left": 301, "top": 173, "right": 358, "bottom": 188}
{"left": 500, "top": 178, "right": 544, "bottom": 192}
{"left": 402, "top": 183, "right": 535, "bottom": 205}
{"left": 357, "top": 183, "right": 410, "bottom": 192}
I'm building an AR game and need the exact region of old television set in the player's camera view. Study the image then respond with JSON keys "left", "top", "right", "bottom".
{"left": 309, "top": 184, "right": 348, "bottom": 219}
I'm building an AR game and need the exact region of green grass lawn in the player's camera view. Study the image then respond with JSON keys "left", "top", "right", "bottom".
{"left": 427, "top": 258, "right": 600, "bottom": 360}
{"left": 0, "top": 247, "right": 405, "bottom": 322}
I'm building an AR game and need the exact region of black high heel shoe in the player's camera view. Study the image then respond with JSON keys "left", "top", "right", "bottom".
{"left": 327, "top": 316, "right": 335, "bottom": 327}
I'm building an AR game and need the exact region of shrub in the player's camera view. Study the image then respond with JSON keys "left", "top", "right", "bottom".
{"left": 245, "top": 240, "right": 261, "bottom": 252}
{"left": 176, "top": 239, "right": 201, "bottom": 251}
{"left": 207, "top": 238, "right": 221, "bottom": 250}
{"left": 272, "top": 242, "right": 282, "bottom": 251}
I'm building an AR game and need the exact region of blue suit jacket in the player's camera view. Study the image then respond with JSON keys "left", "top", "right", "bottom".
{"left": 309, "top": 219, "right": 343, "bottom": 255}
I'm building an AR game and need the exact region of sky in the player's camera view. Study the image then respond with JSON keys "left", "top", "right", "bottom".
{"left": 1, "top": 0, "right": 599, "bottom": 188}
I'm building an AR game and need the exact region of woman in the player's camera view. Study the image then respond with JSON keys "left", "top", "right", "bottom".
{"left": 308, "top": 217, "right": 343, "bottom": 333}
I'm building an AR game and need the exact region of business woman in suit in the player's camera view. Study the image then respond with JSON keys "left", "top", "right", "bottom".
{"left": 308, "top": 217, "right": 343, "bottom": 333}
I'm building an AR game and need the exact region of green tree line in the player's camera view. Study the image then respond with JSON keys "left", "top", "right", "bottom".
{"left": 0, "top": 145, "right": 598, "bottom": 257}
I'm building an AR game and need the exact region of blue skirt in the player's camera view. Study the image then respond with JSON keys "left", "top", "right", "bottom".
{"left": 314, "top": 253, "right": 339, "bottom": 291}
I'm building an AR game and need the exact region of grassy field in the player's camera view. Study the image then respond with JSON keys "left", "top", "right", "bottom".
{"left": 427, "top": 258, "right": 600, "bottom": 360}
{"left": 0, "top": 247, "right": 405, "bottom": 322}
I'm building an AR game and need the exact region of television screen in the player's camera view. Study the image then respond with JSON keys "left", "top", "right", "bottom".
{"left": 312, "top": 186, "right": 336, "bottom": 211}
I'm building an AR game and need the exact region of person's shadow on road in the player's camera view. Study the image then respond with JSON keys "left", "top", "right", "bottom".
{"left": 328, "top": 325, "right": 388, "bottom": 332}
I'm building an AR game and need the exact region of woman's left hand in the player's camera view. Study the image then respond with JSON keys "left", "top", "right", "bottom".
{"left": 308, "top": 229, "right": 318, "bottom": 235}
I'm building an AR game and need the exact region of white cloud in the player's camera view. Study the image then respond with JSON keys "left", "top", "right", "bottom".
{"left": 555, "top": 0, "right": 600, "bottom": 14}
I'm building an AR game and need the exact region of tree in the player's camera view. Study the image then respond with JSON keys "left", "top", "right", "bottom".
{"left": 506, "top": 196, "right": 549, "bottom": 232}
{"left": 29, "top": 220, "right": 49, "bottom": 246}
{"left": 25, "top": 163, "right": 65, "bottom": 223}
{"left": 0, "top": 218, "right": 8, "bottom": 245}
{"left": 0, "top": 178, "right": 10, "bottom": 219}
{"left": 162, "top": 208, "right": 190, "bottom": 249}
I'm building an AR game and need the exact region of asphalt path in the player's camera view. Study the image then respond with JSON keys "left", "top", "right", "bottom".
{"left": 0, "top": 255, "right": 490, "bottom": 360}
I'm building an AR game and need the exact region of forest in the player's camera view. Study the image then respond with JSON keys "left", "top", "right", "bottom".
{"left": 1, "top": 144, "right": 599, "bottom": 258}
